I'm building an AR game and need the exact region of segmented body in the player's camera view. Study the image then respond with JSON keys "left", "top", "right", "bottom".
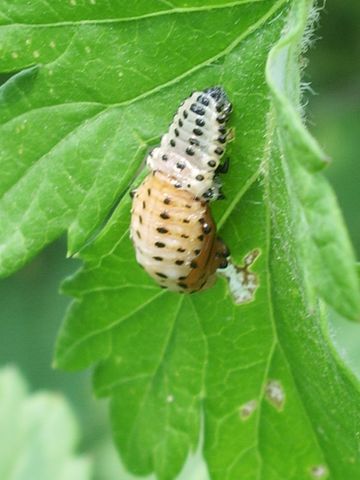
{"left": 130, "top": 87, "right": 232, "bottom": 293}
{"left": 131, "top": 171, "right": 228, "bottom": 292}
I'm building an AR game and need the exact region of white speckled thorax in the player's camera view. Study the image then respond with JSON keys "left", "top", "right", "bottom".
{"left": 146, "top": 88, "right": 232, "bottom": 200}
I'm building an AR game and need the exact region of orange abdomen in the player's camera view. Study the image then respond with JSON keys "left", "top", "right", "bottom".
{"left": 130, "top": 171, "right": 228, "bottom": 293}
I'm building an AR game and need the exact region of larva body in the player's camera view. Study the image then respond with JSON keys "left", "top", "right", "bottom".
{"left": 130, "top": 87, "right": 232, "bottom": 293}
{"left": 131, "top": 171, "right": 229, "bottom": 292}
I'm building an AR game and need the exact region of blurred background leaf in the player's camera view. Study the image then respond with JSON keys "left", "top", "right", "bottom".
{"left": 0, "top": 366, "right": 92, "bottom": 480}
{"left": 306, "top": 0, "right": 360, "bottom": 379}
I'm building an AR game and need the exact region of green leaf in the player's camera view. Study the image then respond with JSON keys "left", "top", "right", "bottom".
{"left": 266, "top": 0, "right": 360, "bottom": 320}
{"left": 1, "top": 0, "right": 359, "bottom": 479}
{"left": 0, "top": 0, "right": 284, "bottom": 275}
{"left": 0, "top": 366, "right": 91, "bottom": 480}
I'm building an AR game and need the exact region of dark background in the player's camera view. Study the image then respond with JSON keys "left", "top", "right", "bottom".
{"left": 0, "top": 1, "right": 359, "bottom": 477}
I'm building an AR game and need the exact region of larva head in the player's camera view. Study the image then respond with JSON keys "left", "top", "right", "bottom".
{"left": 147, "top": 87, "right": 232, "bottom": 200}
{"left": 202, "top": 86, "right": 232, "bottom": 119}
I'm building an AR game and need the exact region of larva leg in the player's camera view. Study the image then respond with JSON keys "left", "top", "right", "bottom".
{"left": 215, "top": 157, "right": 230, "bottom": 174}
{"left": 226, "top": 127, "right": 236, "bottom": 143}
{"left": 202, "top": 176, "right": 226, "bottom": 201}
{"left": 129, "top": 188, "right": 137, "bottom": 198}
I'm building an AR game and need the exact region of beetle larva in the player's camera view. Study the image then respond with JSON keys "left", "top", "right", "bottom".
{"left": 130, "top": 87, "right": 241, "bottom": 295}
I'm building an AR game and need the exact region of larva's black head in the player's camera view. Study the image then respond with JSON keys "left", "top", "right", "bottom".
{"left": 203, "top": 86, "right": 226, "bottom": 102}
{"left": 203, "top": 86, "right": 232, "bottom": 118}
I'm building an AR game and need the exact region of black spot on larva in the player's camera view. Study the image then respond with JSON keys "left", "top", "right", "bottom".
{"left": 178, "top": 282, "right": 188, "bottom": 289}
{"left": 177, "top": 247, "right": 186, "bottom": 252}
{"left": 194, "top": 249, "right": 200, "bottom": 255}
{"left": 156, "top": 272, "right": 168, "bottom": 278}
{"left": 193, "top": 128, "right": 203, "bottom": 136}
{"left": 174, "top": 128, "right": 179, "bottom": 137}
{"left": 136, "top": 230, "right": 141, "bottom": 239}
{"left": 162, "top": 154, "right": 168, "bottom": 161}
{"left": 186, "top": 146, "right": 195, "bottom": 156}
{"left": 218, "top": 126, "right": 226, "bottom": 134}
{"left": 198, "top": 234, "right": 204, "bottom": 241}
{"left": 139, "top": 215, "right": 143, "bottom": 224}
{"left": 185, "top": 204, "right": 192, "bottom": 209}
{"left": 174, "top": 182, "right": 182, "bottom": 189}
{"left": 183, "top": 110, "right": 188, "bottom": 118}
{"left": 147, "top": 188, "right": 151, "bottom": 196}
{"left": 130, "top": 189, "right": 136, "bottom": 198}
{"left": 219, "top": 259, "right": 228, "bottom": 269}
{"left": 178, "top": 276, "right": 186, "bottom": 280}
{"left": 199, "top": 218, "right": 205, "bottom": 224}
{"left": 197, "top": 94, "right": 210, "bottom": 106}
{"left": 216, "top": 104, "right": 223, "bottom": 113}
{"left": 160, "top": 285, "right": 167, "bottom": 289}
{"left": 196, "top": 174, "right": 204, "bottom": 181}
{"left": 215, "top": 147, "right": 224, "bottom": 155}
{"left": 181, "top": 234, "right": 189, "bottom": 239}
{"left": 217, "top": 114, "right": 227, "bottom": 123}
{"left": 178, "top": 119, "right": 183, "bottom": 127}
{"left": 187, "top": 184, "right": 191, "bottom": 188}
{"left": 160, "top": 212, "right": 170, "bottom": 220}
{"left": 157, "top": 227, "right": 168, "bottom": 234}
{"left": 163, "top": 197, "right": 171, "bottom": 205}
{"left": 208, "top": 160, "right": 216, "bottom": 168}
{"left": 175, "top": 260, "right": 184, "bottom": 265}
{"left": 176, "top": 162, "right": 185, "bottom": 170}
{"left": 142, "top": 201, "right": 146, "bottom": 209}
{"left": 196, "top": 118, "right": 205, "bottom": 127}
{"left": 155, "top": 241, "right": 166, "bottom": 248}
{"left": 189, "top": 138, "right": 200, "bottom": 146}
{"left": 202, "top": 223, "right": 212, "bottom": 234}
{"left": 190, "top": 260, "right": 198, "bottom": 269}
{"left": 200, "top": 280, "right": 207, "bottom": 288}
{"left": 218, "top": 135, "right": 227, "bottom": 144}
{"left": 190, "top": 103, "right": 205, "bottom": 116}
{"left": 153, "top": 256, "right": 163, "bottom": 261}
{"left": 183, "top": 219, "right": 190, "bottom": 224}
{"left": 170, "top": 139, "right": 176, "bottom": 147}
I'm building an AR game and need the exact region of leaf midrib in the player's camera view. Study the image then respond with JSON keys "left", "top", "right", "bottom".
{"left": 260, "top": 111, "right": 330, "bottom": 478}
